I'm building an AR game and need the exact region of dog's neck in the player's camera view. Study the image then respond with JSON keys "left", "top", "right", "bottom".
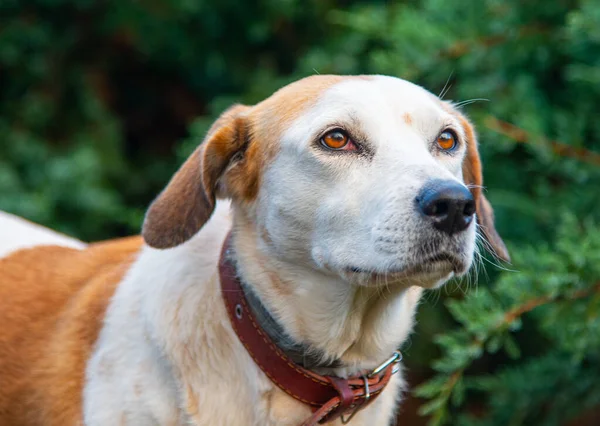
{"left": 230, "top": 213, "right": 423, "bottom": 376}
{"left": 240, "top": 279, "right": 343, "bottom": 369}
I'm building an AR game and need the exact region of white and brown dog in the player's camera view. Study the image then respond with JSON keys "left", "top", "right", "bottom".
{"left": 0, "top": 75, "right": 508, "bottom": 426}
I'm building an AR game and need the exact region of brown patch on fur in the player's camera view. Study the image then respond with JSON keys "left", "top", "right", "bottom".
{"left": 268, "top": 271, "right": 293, "bottom": 298}
{"left": 249, "top": 75, "right": 371, "bottom": 150}
{"left": 144, "top": 75, "right": 355, "bottom": 249}
{"left": 142, "top": 144, "right": 210, "bottom": 249}
{"left": 225, "top": 75, "right": 365, "bottom": 206}
{"left": 142, "top": 104, "right": 250, "bottom": 249}
{"left": 456, "top": 114, "right": 510, "bottom": 262}
{"left": 221, "top": 76, "right": 355, "bottom": 209}
{"left": 403, "top": 112, "right": 413, "bottom": 126}
{"left": 185, "top": 384, "right": 199, "bottom": 417}
{"left": 0, "top": 236, "right": 142, "bottom": 426}
{"left": 459, "top": 116, "right": 483, "bottom": 203}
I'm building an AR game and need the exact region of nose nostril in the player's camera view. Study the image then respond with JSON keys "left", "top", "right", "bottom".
{"left": 463, "top": 200, "right": 476, "bottom": 217}
{"left": 421, "top": 199, "right": 450, "bottom": 217}
{"left": 433, "top": 200, "right": 449, "bottom": 217}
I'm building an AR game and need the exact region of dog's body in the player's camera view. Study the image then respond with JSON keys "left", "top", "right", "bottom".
{"left": 0, "top": 75, "right": 508, "bottom": 426}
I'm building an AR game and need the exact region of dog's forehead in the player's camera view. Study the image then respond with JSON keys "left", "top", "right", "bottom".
{"left": 315, "top": 76, "right": 452, "bottom": 132}
{"left": 250, "top": 75, "right": 352, "bottom": 134}
{"left": 325, "top": 75, "right": 440, "bottom": 107}
{"left": 253, "top": 75, "right": 444, "bottom": 124}
{"left": 258, "top": 75, "right": 454, "bottom": 148}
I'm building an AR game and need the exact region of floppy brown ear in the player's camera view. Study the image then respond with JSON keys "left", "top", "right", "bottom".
{"left": 459, "top": 115, "right": 511, "bottom": 262}
{"left": 142, "top": 104, "right": 251, "bottom": 249}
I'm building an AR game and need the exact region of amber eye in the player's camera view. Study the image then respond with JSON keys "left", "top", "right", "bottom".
{"left": 437, "top": 130, "right": 458, "bottom": 151}
{"left": 321, "top": 130, "right": 350, "bottom": 150}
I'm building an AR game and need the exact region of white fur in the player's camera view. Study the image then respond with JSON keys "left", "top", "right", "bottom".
{"left": 0, "top": 211, "right": 86, "bottom": 259}
{"left": 84, "top": 76, "right": 478, "bottom": 425}
{"left": 86, "top": 201, "right": 402, "bottom": 426}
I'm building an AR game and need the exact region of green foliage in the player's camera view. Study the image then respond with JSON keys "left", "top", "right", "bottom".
{"left": 1, "top": 0, "right": 599, "bottom": 424}
{"left": 415, "top": 216, "right": 600, "bottom": 425}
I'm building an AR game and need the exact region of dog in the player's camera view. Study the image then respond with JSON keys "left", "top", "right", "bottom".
{"left": 0, "top": 75, "right": 508, "bottom": 426}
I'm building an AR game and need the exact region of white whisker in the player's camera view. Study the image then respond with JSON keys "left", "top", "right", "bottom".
{"left": 438, "top": 70, "right": 455, "bottom": 100}
{"left": 454, "top": 98, "right": 490, "bottom": 108}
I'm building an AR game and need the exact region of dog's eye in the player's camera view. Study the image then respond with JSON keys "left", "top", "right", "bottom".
{"left": 436, "top": 130, "right": 458, "bottom": 151}
{"left": 320, "top": 130, "right": 356, "bottom": 151}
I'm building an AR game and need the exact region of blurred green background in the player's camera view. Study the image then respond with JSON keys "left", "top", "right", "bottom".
{"left": 1, "top": 0, "right": 599, "bottom": 425}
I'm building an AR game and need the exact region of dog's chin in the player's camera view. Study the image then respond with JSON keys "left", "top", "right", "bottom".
{"left": 344, "top": 253, "right": 470, "bottom": 288}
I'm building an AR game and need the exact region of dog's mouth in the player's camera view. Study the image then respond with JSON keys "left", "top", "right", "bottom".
{"left": 346, "top": 252, "right": 466, "bottom": 280}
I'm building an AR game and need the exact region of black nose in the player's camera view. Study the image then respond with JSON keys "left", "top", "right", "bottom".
{"left": 416, "top": 180, "right": 476, "bottom": 235}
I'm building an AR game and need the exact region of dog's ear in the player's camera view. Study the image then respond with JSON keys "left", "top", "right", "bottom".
{"left": 459, "top": 115, "right": 510, "bottom": 262}
{"left": 142, "top": 104, "right": 251, "bottom": 249}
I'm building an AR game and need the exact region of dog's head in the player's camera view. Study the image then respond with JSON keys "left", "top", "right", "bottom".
{"left": 142, "top": 75, "right": 508, "bottom": 288}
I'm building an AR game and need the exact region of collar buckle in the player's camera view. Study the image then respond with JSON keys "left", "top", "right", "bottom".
{"left": 368, "top": 350, "right": 403, "bottom": 378}
{"left": 340, "top": 351, "right": 402, "bottom": 424}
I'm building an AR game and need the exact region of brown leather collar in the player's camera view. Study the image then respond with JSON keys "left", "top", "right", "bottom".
{"left": 219, "top": 233, "right": 401, "bottom": 425}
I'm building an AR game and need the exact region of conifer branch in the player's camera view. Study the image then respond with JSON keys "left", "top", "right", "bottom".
{"left": 503, "top": 282, "right": 600, "bottom": 324}
{"left": 484, "top": 116, "right": 600, "bottom": 166}
{"left": 430, "top": 281, "right": 600, "bottom": 421}
{"left": 443, "top": 24, "right": 550, "bottom": 58}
